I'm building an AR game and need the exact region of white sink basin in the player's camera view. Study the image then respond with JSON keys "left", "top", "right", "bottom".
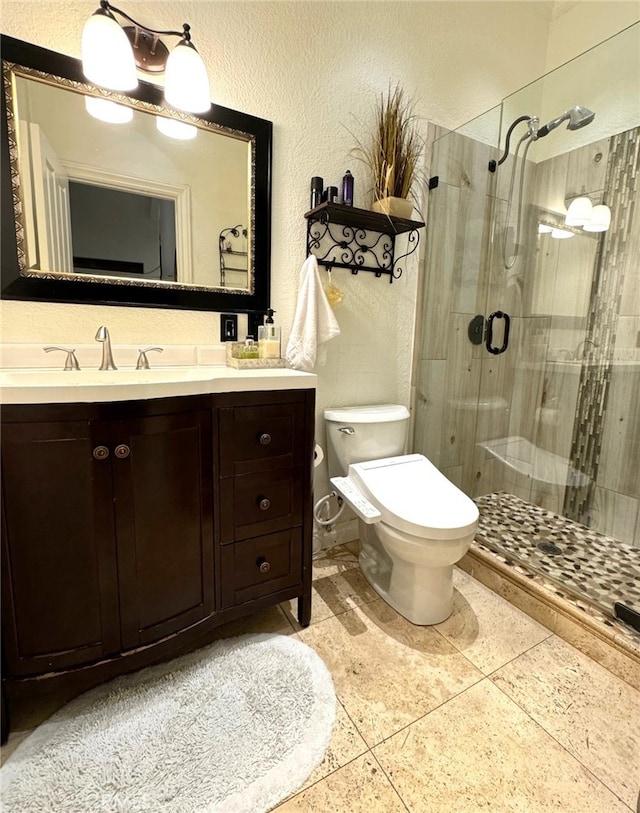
{"left": 1, "top": 367, "right": 218, "bottom": 386}
{"left": 0, "top": 364, "right": 316, "bottom": 404}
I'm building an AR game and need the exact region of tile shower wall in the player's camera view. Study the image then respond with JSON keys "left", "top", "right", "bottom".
{"left": 415, "top": 126, "right": 640, "bottom": 547}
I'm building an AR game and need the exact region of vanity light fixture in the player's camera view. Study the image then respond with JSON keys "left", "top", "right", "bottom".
{"left": 156, "top": 117, "right": 198, "bottom": 141}
{"left": 564, "top": 194, "right": 611, "bottom": 233}
{"left": 582, "top": 203, "right": 611, "bottom": 232}
{"left": 565, "top": 196, "right": 593, "bottom": 226}
{"left": 84, "top": 97, "right": 133, "bottom": 124}
{"left": 81, "top": 0, "right": 211, "bottom": 114}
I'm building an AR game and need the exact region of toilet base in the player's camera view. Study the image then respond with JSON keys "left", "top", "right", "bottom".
{"left": 359, "top": 525, "right": 456, "bottom": 625}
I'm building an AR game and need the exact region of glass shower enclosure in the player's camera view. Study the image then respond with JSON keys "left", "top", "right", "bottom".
{"left": 413, "top": 23, "right": 640, "bottom": 624}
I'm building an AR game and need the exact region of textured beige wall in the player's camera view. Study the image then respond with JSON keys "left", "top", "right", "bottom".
{"left": 4, "top": 1, "right": 634, "bottom": 507}
{"left": 1, "top": 1, "right": 558, "bottom": 501}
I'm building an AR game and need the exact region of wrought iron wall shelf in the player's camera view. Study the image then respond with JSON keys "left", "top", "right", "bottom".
{"left": 305, "top": 202, "right": 424, "bottom": 282}
{"left": 219, "top": 225, "right": 248, "bottom": 287}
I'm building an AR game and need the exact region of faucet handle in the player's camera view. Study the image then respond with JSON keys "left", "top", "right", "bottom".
{"left": 44, "top": 346, "right": 80, "bottom": 370}
{"left": 136, "top": 346, "right": 163, "bottom": 370}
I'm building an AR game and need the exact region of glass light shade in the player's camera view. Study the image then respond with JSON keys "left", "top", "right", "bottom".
{"left": 550, "top": 228, "right": 575, "bottom": 239}
{"left": 538, "top": 223, "right": 553, "bottom": 234}
{"left": 164, "top": 41, "right": 211, "bottom": 113}
{"left": 156, "top": 117, "right": 198, "bottom": 140}
{"left": 582, "top": 204, "right": 611, "bottom": 232}
{"left": 81, "top": 10, "right": 138, "bottom": 91}
{"left": 565, "top": 196, "right": 593, "bottom": 226}
{"left": 85, "top": 96, "right": 133, "bottom": 124}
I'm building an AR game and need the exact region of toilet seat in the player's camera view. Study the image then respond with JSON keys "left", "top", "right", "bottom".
{"left": 349, "top": 454, "right": 479, "bottom": 540}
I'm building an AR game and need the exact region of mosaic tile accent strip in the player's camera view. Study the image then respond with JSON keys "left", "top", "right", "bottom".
{"left": 563, "top": 126, "right": 639, "bottom": 523}
{"left": 475, "top": 492, "right": 640, "bottom": 623}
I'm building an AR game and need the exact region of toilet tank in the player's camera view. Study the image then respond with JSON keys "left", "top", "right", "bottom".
{"left": 324, "top": 404, "right": 410, "bottom": 476}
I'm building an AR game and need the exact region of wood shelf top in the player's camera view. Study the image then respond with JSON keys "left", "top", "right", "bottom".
{"left": 304, "top": 201, "right": 424, "bottom": 235}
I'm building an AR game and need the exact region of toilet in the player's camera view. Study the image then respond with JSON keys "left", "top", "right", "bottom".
{"left": 324, "top": 404, "right": 479, "bottom": 625}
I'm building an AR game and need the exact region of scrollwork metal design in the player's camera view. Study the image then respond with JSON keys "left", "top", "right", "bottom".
{"left": 307, "top": 216, "right": 397, "bottom": 281}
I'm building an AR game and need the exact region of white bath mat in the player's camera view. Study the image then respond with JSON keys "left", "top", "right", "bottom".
{"left": 1, "top": 633, "right": 336, "bottom": 812}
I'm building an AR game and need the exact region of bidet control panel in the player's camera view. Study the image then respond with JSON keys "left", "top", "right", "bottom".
{"left": 330, "top": 477, "right": 382, "bottom": 524}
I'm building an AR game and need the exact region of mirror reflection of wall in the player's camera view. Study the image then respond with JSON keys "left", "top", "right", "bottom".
{"left": 69, "top": 184, "right": 176, "bottom": 281}
{"left": 13, "top": 73, "right": 251, "bottom": 290}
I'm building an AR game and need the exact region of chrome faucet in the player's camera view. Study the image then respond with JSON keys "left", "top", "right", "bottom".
{"left": 95, "top": 326, "right": 117, "bottom": 370}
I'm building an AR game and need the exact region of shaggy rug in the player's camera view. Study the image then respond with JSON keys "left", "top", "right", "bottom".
{"left": 1, "top": 633, "right": 336, "bottom": 812}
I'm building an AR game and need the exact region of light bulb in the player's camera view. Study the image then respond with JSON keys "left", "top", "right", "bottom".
{"left": 81, "top": 8, "right": 138, "bottom": 91}
{"left": 85, "top": 97, "right": 133, "bottom": 124}
{"left": 582, "top": 204, "right": 611, "bottom": 232}
{"left": 156, "top": 117, "right": 198, "bottom": 140}
{"left": 164, "top": 40, "right": 211, "bottom": 114}
{"left": 565, "top": 196, "right": 593, "bottom": 226}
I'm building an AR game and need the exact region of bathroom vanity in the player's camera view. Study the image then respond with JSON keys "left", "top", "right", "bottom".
{"left": 0, "top": 371, "right": 315, "bottom": 742}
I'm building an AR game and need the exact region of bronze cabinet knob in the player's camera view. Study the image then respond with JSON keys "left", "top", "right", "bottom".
{"left": 114, "top": 444, "right": 131, "bottom": 459}
{"left": 258, "top": 497, "right": 271, "bottom": 511}
{"left": 92, "top": 445, "right": 109, "bottom": 461}
{"left": 257, "top": 557, "right": 271, "bottom": 574}
{"left": 259, "top": 433, "right": 272, "bottom": 445}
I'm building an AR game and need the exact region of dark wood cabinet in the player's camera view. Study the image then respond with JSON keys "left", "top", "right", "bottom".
{"left": 1, "top": 418, "right": 120, "bottom": 675}
{"left": 0, "top": 388, "right": 314, "bottom": 741}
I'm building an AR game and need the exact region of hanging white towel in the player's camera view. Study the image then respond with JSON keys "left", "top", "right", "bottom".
{"left": 285, "top": 255, "right": 340, "bottom": 372}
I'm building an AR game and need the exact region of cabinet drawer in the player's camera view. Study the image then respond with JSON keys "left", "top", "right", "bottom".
{"left": 220, "top": 467, "right": 303, "bottom": 543}
{"left": 220, "top": 529, "right": 302, "bottom": 608}
{"left": 218, "top": 402, "right": 305, "bottom": 476}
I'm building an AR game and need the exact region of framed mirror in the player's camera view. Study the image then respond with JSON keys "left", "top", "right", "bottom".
{"left": 1, "top": 35, "right": 272, "bottom": 312}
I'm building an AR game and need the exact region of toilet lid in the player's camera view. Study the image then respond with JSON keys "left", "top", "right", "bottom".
{"left": 350, "top": 454, "right": 479, "bottom": 540}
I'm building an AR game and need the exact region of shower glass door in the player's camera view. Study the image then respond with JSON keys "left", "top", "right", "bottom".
{"left": 414, "top": 23, "right": 640, "bottom": 621}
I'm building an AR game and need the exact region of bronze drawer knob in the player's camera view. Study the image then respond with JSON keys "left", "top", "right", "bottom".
{"left": 259, "top": 433, "right": 272, "bottom": 445}
{"left": 114, "top": 444, "right": 131, "bottom": 459}
{"left": 258, "top": 497, "right": 271, "bottom": 511}
{"left": 92, "top": 445, "right": 109, "bottom": 461}
{"left": 257, "top": 557, "right": 271, "bottom": 574}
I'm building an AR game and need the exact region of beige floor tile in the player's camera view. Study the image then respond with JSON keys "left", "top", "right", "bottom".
{"left": 1, "top": 688, "right": 78, "bottom": 766}
{"left": 297, "top": 700, "right": 369, "bottom": 792}
{"left": 373, "top": 680, "right": 630, "bottom": 813}
{"left": 281, "top": 549, "right": 377, "bottom": 629}
{"left": 435, "top": 568, "right": 553, "bottom": 674}
{"left": 555, "top": 613, "right": 640, "bottom": 691}
{"left": 298, "top": 599, "right": 482, "bottom": 747}
{"left": 491, "top": 635, "right": 640, "bottom": 808}
{"left": 271, "top": 753, "right": 406, "bottom": 812}
{"left": 209, "top": 603, "right": 296, "bottom": 639}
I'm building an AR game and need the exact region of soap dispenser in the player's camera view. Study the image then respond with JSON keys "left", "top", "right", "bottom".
{"left": 258, "top": 309, "right": 281, "bottom": 359}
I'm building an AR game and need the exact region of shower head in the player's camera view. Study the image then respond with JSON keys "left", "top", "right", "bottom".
{"left": 536, "top": 106, "right": 595, "bottom": 139}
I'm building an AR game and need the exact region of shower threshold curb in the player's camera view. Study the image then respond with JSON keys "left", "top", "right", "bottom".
{"left": 459, "top": 542, "right": 640, "bottom": 691}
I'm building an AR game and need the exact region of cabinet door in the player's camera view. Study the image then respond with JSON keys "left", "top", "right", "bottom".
{"left": 110, "top": 409, "right": 214, "bottom": 649}
{"left": 1, "top": 419, "right": 120, "bottom": 676}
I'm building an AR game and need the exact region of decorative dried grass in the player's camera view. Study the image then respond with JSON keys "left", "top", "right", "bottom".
{"left": 349, "top": 84, "right": 424, "bottom": 205}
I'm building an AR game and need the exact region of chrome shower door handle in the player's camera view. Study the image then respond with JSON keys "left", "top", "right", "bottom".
{"left": 485, "top": 311, "right": 511, "bottom": 355}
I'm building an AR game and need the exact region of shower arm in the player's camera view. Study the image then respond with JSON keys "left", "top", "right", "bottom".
{"left": 488, "top": 115, "right": 533, "bottom": 172}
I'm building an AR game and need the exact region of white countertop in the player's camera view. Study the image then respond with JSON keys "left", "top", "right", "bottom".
{"left": 0, "top": 366, "right": 316, "bottom": 405}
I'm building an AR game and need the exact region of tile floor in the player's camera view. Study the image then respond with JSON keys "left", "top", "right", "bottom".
{"left": 2, "top": 544, "right": 639, "bottom": 812}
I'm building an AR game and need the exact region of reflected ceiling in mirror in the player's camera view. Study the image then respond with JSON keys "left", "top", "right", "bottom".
{"left": 1, "top": 35, "right": 272, "bottom": 313}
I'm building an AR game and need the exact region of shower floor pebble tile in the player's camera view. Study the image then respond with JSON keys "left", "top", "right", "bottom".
{"left": 474, "top": 492, "right": 640, "bottom": 620}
